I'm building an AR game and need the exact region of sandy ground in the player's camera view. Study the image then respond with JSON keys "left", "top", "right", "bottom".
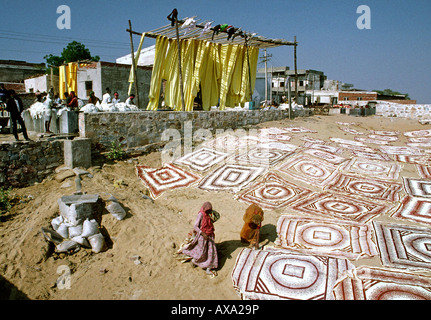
{"left": 1, "top": 113, "right": 430, "bottom": 300}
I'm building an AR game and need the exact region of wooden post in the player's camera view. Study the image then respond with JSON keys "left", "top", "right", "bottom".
{"left": 174, "top": 20, "right": 186, "bottom": 111}
{"left": 129, "top": 20, "right": 140, "bottom": 109}
{"left": 245, "top": 37, "right": 253, "bottom": 102}
{"left": 294, "top": 36, "right": 298, "bottom": 103}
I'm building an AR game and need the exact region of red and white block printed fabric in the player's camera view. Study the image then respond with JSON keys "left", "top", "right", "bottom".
{"left": 198, "top": 164, "right": 266, "bottom": 194}
{"left": 351, "top": 150, "right": 392, "bottom": 162}
{"left": 416, "top": 164, "right": 431, "bottom": 179}
{"left": 391, "top": 195, "right": 431, "bottom": 226}
{"left": 373, "top": 221, "right": 431, "bottom": 271}
{"left": 275, "top": 215, "right": 378, "bottom": 260}
{"left": 370, "top": 130, "right": 400, "bottom": 136}
{"left": 302, "top": 148, "right": 347, "bottom": 165}
{"left": 340, "top": 158, "right": 402, "bottom": 180}
{"left": 230, "top": 146, "right": 293, "bottom": 167}
{"left": 403, "top": 177, "right": 431, "bottom": 198}
{"left": 235, "top": 172, "right": 313, "bottom": 210}
{"left": 231, "top": 247, "right": 354, "bottom": 300}
{"left": 333, "top": 266, "right": 431, "bottom": 300}
{"left": 325, "top": 173, "right": 403, "bottom": 202}
{"left": 278, "top": 154, "right": 339, "bottom": 188}
{"left": 302, "top": 142, "right": 343, "bottom": 154}
{"left": 174, "top": 147, "right": 229, "bottom": 172}
{"left": 136, "top": 163, "right": 201, "bottom": 200}
{"left": 404, "top": 129, "right": 431, "bottom": 138}
{"left": 292, "top": 192, "right": 392, "bottom": 223}
{"left": 380, "top": 145, "right": 423, "bottom": 156}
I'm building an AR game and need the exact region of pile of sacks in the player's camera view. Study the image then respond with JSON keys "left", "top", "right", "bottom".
{"left": 80, "top": 101, "right": 139, "bottom": 113}
{"left": 43, "top": 194, "right": 126, "bottom": 254}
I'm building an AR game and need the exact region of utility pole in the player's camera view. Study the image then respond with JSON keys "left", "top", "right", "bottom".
{"left": 260, "top": 49, "right": 272, "bottom": 105}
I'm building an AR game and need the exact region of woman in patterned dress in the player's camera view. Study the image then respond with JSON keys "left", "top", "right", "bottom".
{"left": 178, "top": 202, "right": 218, "bottom": 277}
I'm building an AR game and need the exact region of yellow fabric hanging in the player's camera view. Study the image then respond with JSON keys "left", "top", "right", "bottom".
{"left": 59, "top": 65, "right": 67, "bottom": 99}
{"left": 67, "top": 62, "right": 78, "bottom": 94}
{"left": 146, "top": 35, "right": 260, "bottom": 111}
{"left": 147, "top": 36, "right": 169, "bottom": 110}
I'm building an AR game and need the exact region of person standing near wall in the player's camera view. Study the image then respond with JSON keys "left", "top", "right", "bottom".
{"left": 6, "top": 90, "right": 30, "bottom": 141}
{"left": 102, "top": 88, "right": 112, "bottom": 104}
{"left": 67, "top": 91, "right": 78, "bottom": 110}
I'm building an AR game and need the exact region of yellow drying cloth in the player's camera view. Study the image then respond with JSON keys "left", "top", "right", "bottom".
{"left": 67, "top": 62, "right": 78, "bottom": 94}
{"left": 59, "top": 65, "right": 67, "bottom": 99}
{"left": 146, "top": 35, "right": 259, "bottom": 111}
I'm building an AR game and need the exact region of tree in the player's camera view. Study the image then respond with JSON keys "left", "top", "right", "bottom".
{"left": 44, "top": 41, "right": 100, "bottom": 71}
{"left": 373, "top": 89, "right": 410, "bottom": 100}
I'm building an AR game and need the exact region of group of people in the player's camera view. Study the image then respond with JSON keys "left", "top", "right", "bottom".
{"left": 88, "top": 87, "right": 136, "bottom": 107}
{"left": 175, "top": 202, "right": 264, "bottom": 278}
{"left": 0, "top": 83, "right": 30, "bottom": 141}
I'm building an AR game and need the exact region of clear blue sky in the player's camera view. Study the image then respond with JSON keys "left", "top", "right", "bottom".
{"left": 1, "top": 0, "right": 430, "bottom": 102}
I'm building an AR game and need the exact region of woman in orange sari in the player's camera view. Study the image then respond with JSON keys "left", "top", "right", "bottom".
{"left": 240, "top": 204, "right": 264, "bottom": 248}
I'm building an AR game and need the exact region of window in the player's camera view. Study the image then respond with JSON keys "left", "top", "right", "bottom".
{"left": 85, "top": 81, "right": 93, "bottom": 97}
{"left": 344, "top": 97, "right": 349, "bottom": 101}
{"left": 357, "top": 97, "right": 362, "bottom": 101}
{"left": 280, "top": 82, "right": 285, "bottom": 88}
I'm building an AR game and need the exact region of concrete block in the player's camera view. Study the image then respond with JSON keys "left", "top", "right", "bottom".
{"left": 58, "top": 194, "right": 101, "bottom": 226}
{"left": 60, "top": 111, "right": 79, "bottom": 134}
{"left": 64, "top": 138, "right": 92, "bottom": 169}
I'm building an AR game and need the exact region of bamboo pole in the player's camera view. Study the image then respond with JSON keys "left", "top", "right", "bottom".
{"left": 294, "top": 36, "right": 298, "bottom": 103}
{"left": 129, "top": 20, "right": 140, "bottom": 109}
{"left": 174, "top": 20, "right": 186, "bottom": 111}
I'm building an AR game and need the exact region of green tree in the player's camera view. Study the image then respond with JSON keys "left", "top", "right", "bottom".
{"left": 373, "top": 89, "right": 410, "bottom": 100}
{"left": 44, "top": 41, "right": 100, "bottom": 72}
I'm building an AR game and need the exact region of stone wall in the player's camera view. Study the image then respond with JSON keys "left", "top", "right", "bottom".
{"left": 0, "top": 140, "right": 64, "bottom": 188}
{"left": 79, "top": 109, "right": 313, "bottom": 152}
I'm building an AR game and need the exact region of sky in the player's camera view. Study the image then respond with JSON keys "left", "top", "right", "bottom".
{"left": 1, "top": 0, "right": 430, "bottom": 103}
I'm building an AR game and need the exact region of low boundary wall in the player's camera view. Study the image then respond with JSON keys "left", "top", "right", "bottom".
{"left": 78, "top": 109, "right": 314, "bottom": 152}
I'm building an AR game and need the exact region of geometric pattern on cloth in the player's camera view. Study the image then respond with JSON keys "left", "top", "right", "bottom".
{"left": 373, "top": 221, "right": 431, "bottom": 272}
{"left": 379, "top": 145, "right": 423, "bottom": 156}
{"left": 275, "top": 215, "right": 378, "bottom": 260}
{"left": 403, "top": 177, "right": 431, "bottom": 198}
{"left": 300, "top": 136, "right": 330, "bottom": 145}
{"left": 340, "top": 158, "right": 402, "bottom": 180}
{"left": 173, "top": 147, "right": 229, "bottom": 172}
{"left": 354, "top": 136, "right": 389, "bottom": 145}
{"left": 326, "top": 174, "right": 403, "bottom": 202}
{"left": 330, "top": 137, "right": 367, "bottom": 146}
{"left": 302, "top": 142, "right": 343, "bottom": 154}
{"left": 391, "top": 196, "right": 431, "bottom": 226}
{"left": 337, "top": 143, "right": 376, "bottom": 153}
{"left": 408, "top": 137, "right": 431, "bottom": 143}
{"left": 332, "top": 266, "right": 431, "bottom": 300}
{"left": 264, "top": 133, "right": 292, "bottom": 142}
{"left": 395, "top": 155, "right": 430, "bottom": 165}
{"left": 302, "top": 148, "right": 347, "bottom": 165}
{"left": 292, "top": 192, "right": 391, "bottom": 223}
{"left": 370, "top": 130, "right": 400, "bottom": 136}
{"left": 416, "top": 164, "right": 431, "bottom": 179}
{"left": 235, "top": 172, "right": 313, "bottom": 210}
{"left": 136, "top": 163, "right": 201, "bottom": 200}
{"left": 231, "top": 247, "right": 355, "bottom": 300}
{"left": 230, "top": 146, "right": 293, "bottom": 167}
{"left": 351, "top": 150, "right": 392, "bottom": 162}
{"left": 198, "top": 164, "right": 266, "bottom": 193}
{"left": 284, "top": 127, "right": 317, "bottom": 134}
{"left": 278, "top": 154, "right": 339, "bottom": 188}
{"left": 338, "top": 127, "right": 365, "bottom": 135}
{"left": 404, "top": 129, "right": 431, "bottom": 138}
{"left": 367, "top": 134, "right": 399, "bottom": 142}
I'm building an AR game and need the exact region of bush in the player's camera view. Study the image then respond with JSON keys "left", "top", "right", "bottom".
{"left": 106, "top": 141, "right": 125, "bottom": 160}
{"left": 0, "top": 187, "right": 12, "bottom": 216}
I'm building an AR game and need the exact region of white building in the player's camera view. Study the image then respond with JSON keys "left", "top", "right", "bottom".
{"left": 116, "top": 45, "right": 155, "bottom": 67}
